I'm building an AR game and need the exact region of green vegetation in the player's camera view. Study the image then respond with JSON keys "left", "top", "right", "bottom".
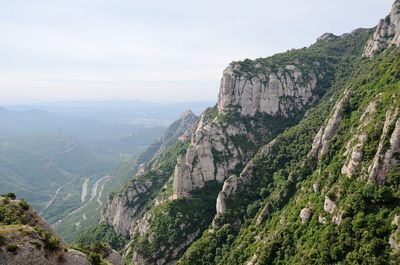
{"left": 79, "top": 27, "right": 392, "bottom": 265}
{"left": 0, "top": 199, "right": 27, "bottom": 225}
{"left": 6, "top": 243, "right": 18, "bottom": 252}
{"left": 0, "top": 193, "right": 16, "bottom": 200}
{"left": 18, "top": 199, "right": 29, "bottom": 210}
{"left": 179, "top": 48, "right": 400, "bottom": 265}
{"left": 76, "top": 138, "right": 192, "bottom": 258}
{"left": 130, "top": 181, "right": 222, "bottom": 263}
{"left": 70, "top": 241, "right": 113, "bottom": 265}
{"left": 34, "top": 226, "right": 61, "bottom": 250}
{"left": 75, "top": 224, "right": 127, "bottom": 251}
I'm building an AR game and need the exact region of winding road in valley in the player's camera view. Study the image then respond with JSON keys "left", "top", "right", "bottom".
{"left": 52, "top": 175, "right": 113, "bottom": 226}
{"left": 39, "top": 176, "right": 78, "bottom": 215}
{"left": 96, "top": 176, "right": 112, "bottom": 208}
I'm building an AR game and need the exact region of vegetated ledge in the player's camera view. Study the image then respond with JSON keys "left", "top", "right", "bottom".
{"left": 0, "top": 193, "right": 125, "bottom": 265}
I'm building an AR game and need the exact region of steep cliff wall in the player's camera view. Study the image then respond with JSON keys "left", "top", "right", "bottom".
{"left": 172, "top": 57, "right": 330, "bottom": 199}
{"left": 217, "top": 62, "right": 320, "bottom": 117}
{"left": 364, "top": 0, "right": 400, "bottom": 57}
{"left": 94, "top": 4, "right": 400, "bottom": 264}
{"left": 181, "top": 50, "right": 400, "bottom": 265}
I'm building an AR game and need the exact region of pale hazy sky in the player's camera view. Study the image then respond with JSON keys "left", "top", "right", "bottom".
{"left": 0, "top": 0, "right": 394, "bottom": 103}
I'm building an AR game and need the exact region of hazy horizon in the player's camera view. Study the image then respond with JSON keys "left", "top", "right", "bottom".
{"left": 0, "top": 0, "right": 393, "bottom": 104}
{"left": 1, "top": 98, "right": 216, "bottom": 106}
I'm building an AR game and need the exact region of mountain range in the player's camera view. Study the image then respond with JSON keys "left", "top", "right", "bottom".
{"left": 2, "top": 1, "right": 400, "bottom": 265}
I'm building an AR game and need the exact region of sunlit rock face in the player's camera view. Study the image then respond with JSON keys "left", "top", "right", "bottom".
{"left": 217, "top": 62, "right": 319, "bottom": 117}
{"left": 172, "top": 58, "right": 326, "bottom": 199}
{"left": 364, "top": 0, "right": 400, "bottom": 57}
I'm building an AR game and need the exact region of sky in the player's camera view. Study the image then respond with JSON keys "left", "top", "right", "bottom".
{"left": 0, "top": 0, "right": 394, "bottom": 104}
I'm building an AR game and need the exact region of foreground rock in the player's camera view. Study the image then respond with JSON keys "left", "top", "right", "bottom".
{"left": 0, "top": 195, "right": 124, "bottom": 265}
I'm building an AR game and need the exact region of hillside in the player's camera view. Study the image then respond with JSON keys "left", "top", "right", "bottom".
{"left": 0, "top": 193, "right": 124, "bottom": 265}
{"left": 73, "top": 1, "right": 400, "bottom": 265}
{"left": 0, "top": 134, "right": 116, "bottom": 211}
{"left": 0, "top": 107, "right": 171, "bottom": 249}
{"left": 57, "top": 110, "right": 198, "bottom": 243}
{"left": 2, "top": 1, "right": 400, "bottom": 265}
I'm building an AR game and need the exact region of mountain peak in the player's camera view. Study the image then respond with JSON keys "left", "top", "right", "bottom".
{"left": 364, "top": 0, "right": 400, "bottom": 57}
{"left": 180, "top": 109, "right": 195, "bottom": 119}
{"left": 317, "top": 33, "right": 337, "bottom": 42}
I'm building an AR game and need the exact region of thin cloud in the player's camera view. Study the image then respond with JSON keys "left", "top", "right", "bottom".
{"left": 0, "top": 0, "right": 393, "bottom": 103}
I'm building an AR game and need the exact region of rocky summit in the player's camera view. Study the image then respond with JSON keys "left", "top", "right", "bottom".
{"left": 364, "top": 0, "right": 400, "bottom": 57}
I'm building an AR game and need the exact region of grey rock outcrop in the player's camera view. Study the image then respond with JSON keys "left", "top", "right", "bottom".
{"left": 318, "top": 215, "right": 327, "bottom": 224}
{"left": 369, "top": 108, "right": 400, "bottom": 185}
{"left": 61, "top": 249, "right": 92, "bottom": 265}
{"left": 213, "top": 139, "right": 277, "bottom": 226}
{"left": 102, "top": 179, "right": 153, "bottom": 236}
{"left": 216, "top": 175, "right": 238, "bottom": 214}
{"left": 390, "top": 215, "right": 400, "bottom": 251}
{"left": 310, "top": 92, "right": 349, "bottom": 159}
{"left": 364, "top": 0, "right": 400, "bottom": 57}
{"left": 332, "top": 211, "right": 344, "bottom": 225}
{"left": 341, "top": 100, "right": 378, "bottom": 177}
{"left": 172, "top": 116, "right": 244, "bottom": 198}
{"left": 174, "top": 56, "right": 327, "bottom": 198}
{"left": 300, "top": 208, "right": 312, "bottom": 223}
{"left": 323, "top": 196, "right": 337, "bottom": 214}
{"left": 313, "top": 182, "right": 320, "bottom": 193}
{"left": 217, "top": 62, "right": 322, "bottom": 117}
{"left": 107, "top": 249, "right": 126, "bottom": 265}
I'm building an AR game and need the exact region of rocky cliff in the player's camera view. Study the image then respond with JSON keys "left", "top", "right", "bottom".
{"left": 173, "top": 55, "right": 330, "bottom": 199}
{"left": 364, "top": 0, "right": 400, "bottom": 57}
{"left": 178, "top": 2, "right": 400, "bottom": 263}
{"left": 217, "top": 61, "right": 321, "bottom": 117}
{"left": 85, "top": 1, "right": 400, "bottom": 264}
{"left": 95, "top": 18, "right": 373, "bottom": 265}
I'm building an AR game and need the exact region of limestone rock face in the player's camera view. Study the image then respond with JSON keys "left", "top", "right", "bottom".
{"left": 310, "top": 92, "right": 349, "bottom": 159}
{"left": 102, "top": 179, "right": 153, "bottom": 236}
{"left": 318, "top": 215, "right": 327, "bottom": 224}
{"left": 369, "top": 108, "right": 400, "bottom": 185}
{"left": 213, "top": 139, "right": 277, "bottom": 225}
{"left": 61, "top": 249, "right": 92, "bottom": 265}
{"left": 172, "top": 116, "right": 244, "bottom": 198}
{"left": 106, "top": 249, "right": 126, "bottom": 265}
{"left": 137, "top": 110, "right": 198, "bottom": 166}
{"left": 300, "top": 208, "right": 312, "bottom": 223}
{"left": 217, "top": 62, "right": 322, "bottom": 117}
{"left": 313, "top": 182, "right": 320, "bottom": 193}
{"left": 216, "top": 175, "right": 238, "bottom": 214}
{"left": 364, "top": 0, "right": 400, "bottom": 57}
{"left": 171, "top": 53, "right": 330, "bottom": 201}
{"left": 342, "top": 101, "right": 378, "bottom": 177}
{"left": 332, "top": 211, "right": 344, "bottom": 225}
{"left": 159, "top": 110, "right": 198, "bottom": 149}
{"left": 389, "top": 215, "right": 400, "bottom": 251}
{"left": 323, "top": 197, "right": 337, "bottom": 214}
